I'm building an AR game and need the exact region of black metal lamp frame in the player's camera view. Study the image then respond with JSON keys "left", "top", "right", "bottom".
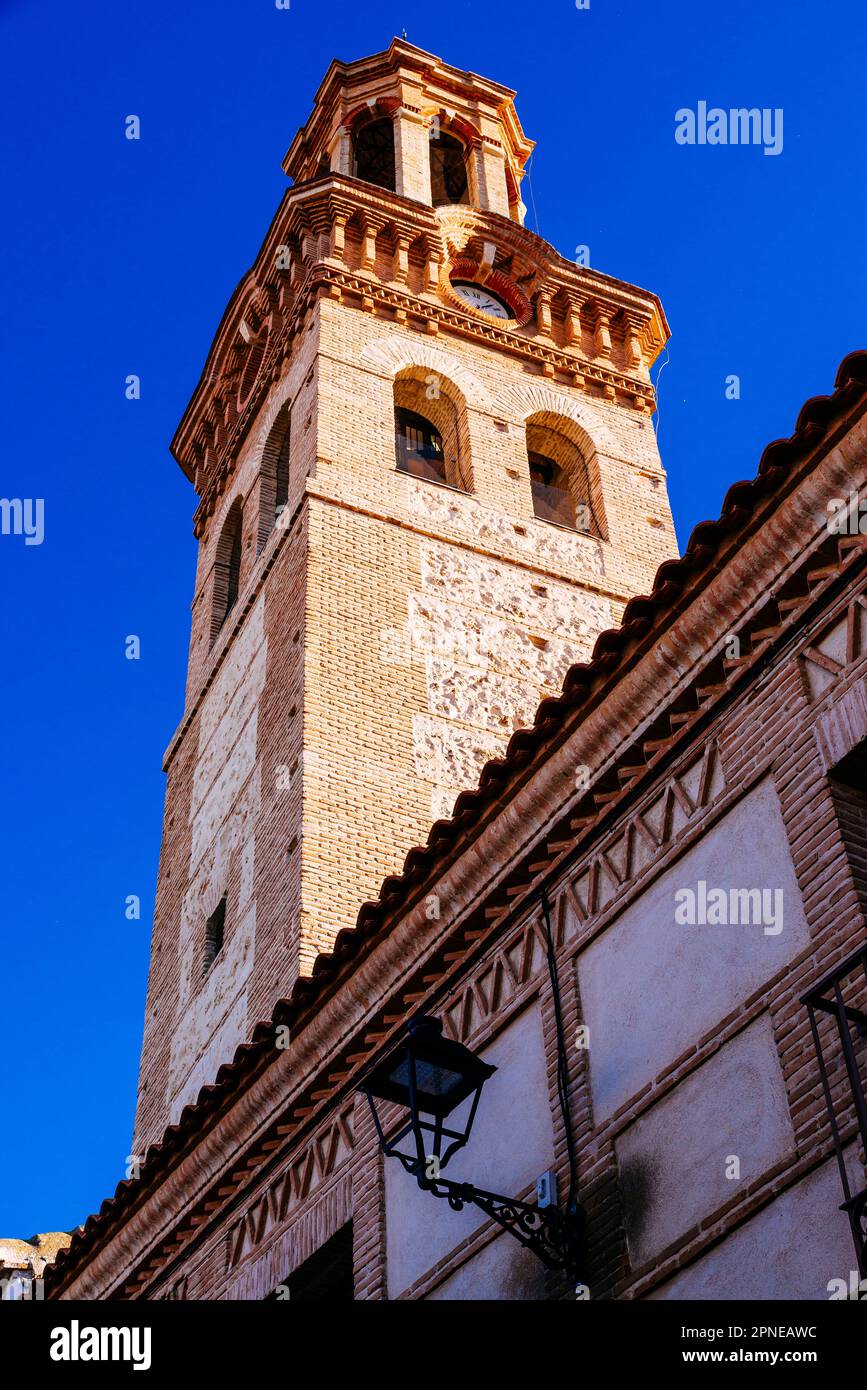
{"left": 802, "top": 942, "right": 867, "bottom": 1279}
{"left": 361, "top": 1016, "right": 585, "bottom": 1285}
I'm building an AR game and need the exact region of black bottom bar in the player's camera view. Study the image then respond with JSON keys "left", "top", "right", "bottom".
{"left": 1, "top": 1296, "right": 862, "bottom": 1376}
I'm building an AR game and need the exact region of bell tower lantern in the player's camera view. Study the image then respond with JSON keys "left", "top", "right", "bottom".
{"left": 282, "top": 41, "right": 535, "bottom": 220}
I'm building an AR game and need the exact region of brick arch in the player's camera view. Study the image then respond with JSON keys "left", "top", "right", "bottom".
{"left": 242, "top": 374, "right": 292, "bottom": 477}
{"left": 347, "top": 101, "right": 398, "bottom": 192}
{"left": 392, "top": 364, "right": 473, "bottom": 493}
{"left": 426, "top": 113, "right": 477, "bottom": 211}
{"left": 359, "top": 336, "right": 493, "bottom": 412}
{"left": 210, "top": 495, "right": 244, "bottom": 645}
{"left": 424, "top": 109, "right": 481, "bottom": 149}
{"left": 497, "top": 382, "right": 620, "bottom": 459}
{"left": 255, "top": 400, "right": 292, "bottom": 552}
{"left": 343, "top": 97, "right": 401, "bottom": 133}
{"left": 524, "top": 410, "right": 607, "bottom": 539}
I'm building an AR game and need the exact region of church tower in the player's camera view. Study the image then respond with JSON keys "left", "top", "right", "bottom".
{"left": 133, "top": 39, "right": 677, "bottom": 1150}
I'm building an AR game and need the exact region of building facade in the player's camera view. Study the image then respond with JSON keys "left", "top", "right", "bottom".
{"left": 132, "top": 39, "right": 677, "bottom": 1153}
{"left": 1, "top": 1234, "right": 70, "bottom": 1300}
{"left": 46, "top": 44, "right": 867, "bottom": 1302}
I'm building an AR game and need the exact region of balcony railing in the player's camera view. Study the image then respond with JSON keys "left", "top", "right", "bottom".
{"left": 802, "top": 942, "right": 867, "bottom": 1278}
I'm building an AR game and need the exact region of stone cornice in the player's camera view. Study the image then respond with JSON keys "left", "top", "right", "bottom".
{"left": 178, "top": 179, "right": 664, "bottom": 533}
{"left": 189, "top": 258, "right": 658, "bottom": 538}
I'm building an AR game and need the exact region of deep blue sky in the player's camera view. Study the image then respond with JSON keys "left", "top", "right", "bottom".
{"left": 1, "top": 0, "right": 865, "bottom": 1240}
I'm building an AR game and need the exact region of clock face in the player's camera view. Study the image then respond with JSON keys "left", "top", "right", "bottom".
{"left": 450, "top": 281, "right": 513, "bottom": 320}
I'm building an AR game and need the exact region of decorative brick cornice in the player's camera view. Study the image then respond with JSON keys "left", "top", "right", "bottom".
{"left": 174, "top": 178, "right": 666, "bottom": 518}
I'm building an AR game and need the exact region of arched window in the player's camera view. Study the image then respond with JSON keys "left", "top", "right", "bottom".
{"left": 528, "top": 452, "right": 575, "bottom": 528}
{"left": 525, "top": 416, "right": 603, "bottom": 536}
{"left": 224, "top": 510, "right": 243, "bottom": 617}
{"left": 255, "top": 405, "right": 291, "bottom": 552}
{"left": 430, "top": 131, "right": 469, "bottom": 207}
{"left": 393, "top": 369, "right": 472, "bottom": 493}
{"left": 202, "top": 897, "right": 226, "bottom": 976}
{"left": 211, "top": 500, "right": 244, "bottom": 643}
{"left": 353, "top": 112, "right": 396, "bottom": 191}
{"left": 395, "top": 407, "right": 446, "bottom": 484}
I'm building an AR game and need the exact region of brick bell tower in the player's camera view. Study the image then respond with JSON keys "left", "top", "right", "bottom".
{"left": 133, "top": 39, "right": 677, "bottom": 1149}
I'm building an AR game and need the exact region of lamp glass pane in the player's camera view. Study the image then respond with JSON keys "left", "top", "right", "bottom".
{"left": 388, "top": 1055, "right": 464, "bottom": 1101}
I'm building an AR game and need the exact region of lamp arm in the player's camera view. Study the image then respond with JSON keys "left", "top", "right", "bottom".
{"left": 841, "top": 1187, "right": 867, "bottom": 1281}
{"left": 420, "top": 1174, "right": 585, "bottom": 1284}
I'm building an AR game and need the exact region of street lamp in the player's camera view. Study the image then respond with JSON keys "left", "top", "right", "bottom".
{"left": 361, "top": 1014, "right": 585, "bottom": 1284}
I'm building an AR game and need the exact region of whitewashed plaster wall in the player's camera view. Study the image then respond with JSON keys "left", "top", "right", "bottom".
{"left": 386, "top": 1003, "right": 554, "bottom": 1298}
{"left": 578, "top": 776, "right": 811, "bottom": 1124}
{"left": 648, "top": 1152, "right": 862, "bottom": 1301}
{"left": 616, "top": 1014, "right": 795, "bottom": 1266}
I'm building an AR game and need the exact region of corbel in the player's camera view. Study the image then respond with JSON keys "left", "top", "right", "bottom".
{"left": 360, "top": 215, "right": 381, "bottom": 273}
{"left": 535, "top": 286, "right": 553, "bottom": 336}
{"left": 330, "top": 210, "right": 348, "bottom": 260}
{"left": 621, "top": 309, "right": 651, "bottom": 371}
{"left": 393, "top": 233, "right": 410, "bottom": 285}
{"left": 564, "top": 291, "right": 585, "bottom": 348}
{"left": 591, "top": 303, "right": 613, "bottom": 359}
